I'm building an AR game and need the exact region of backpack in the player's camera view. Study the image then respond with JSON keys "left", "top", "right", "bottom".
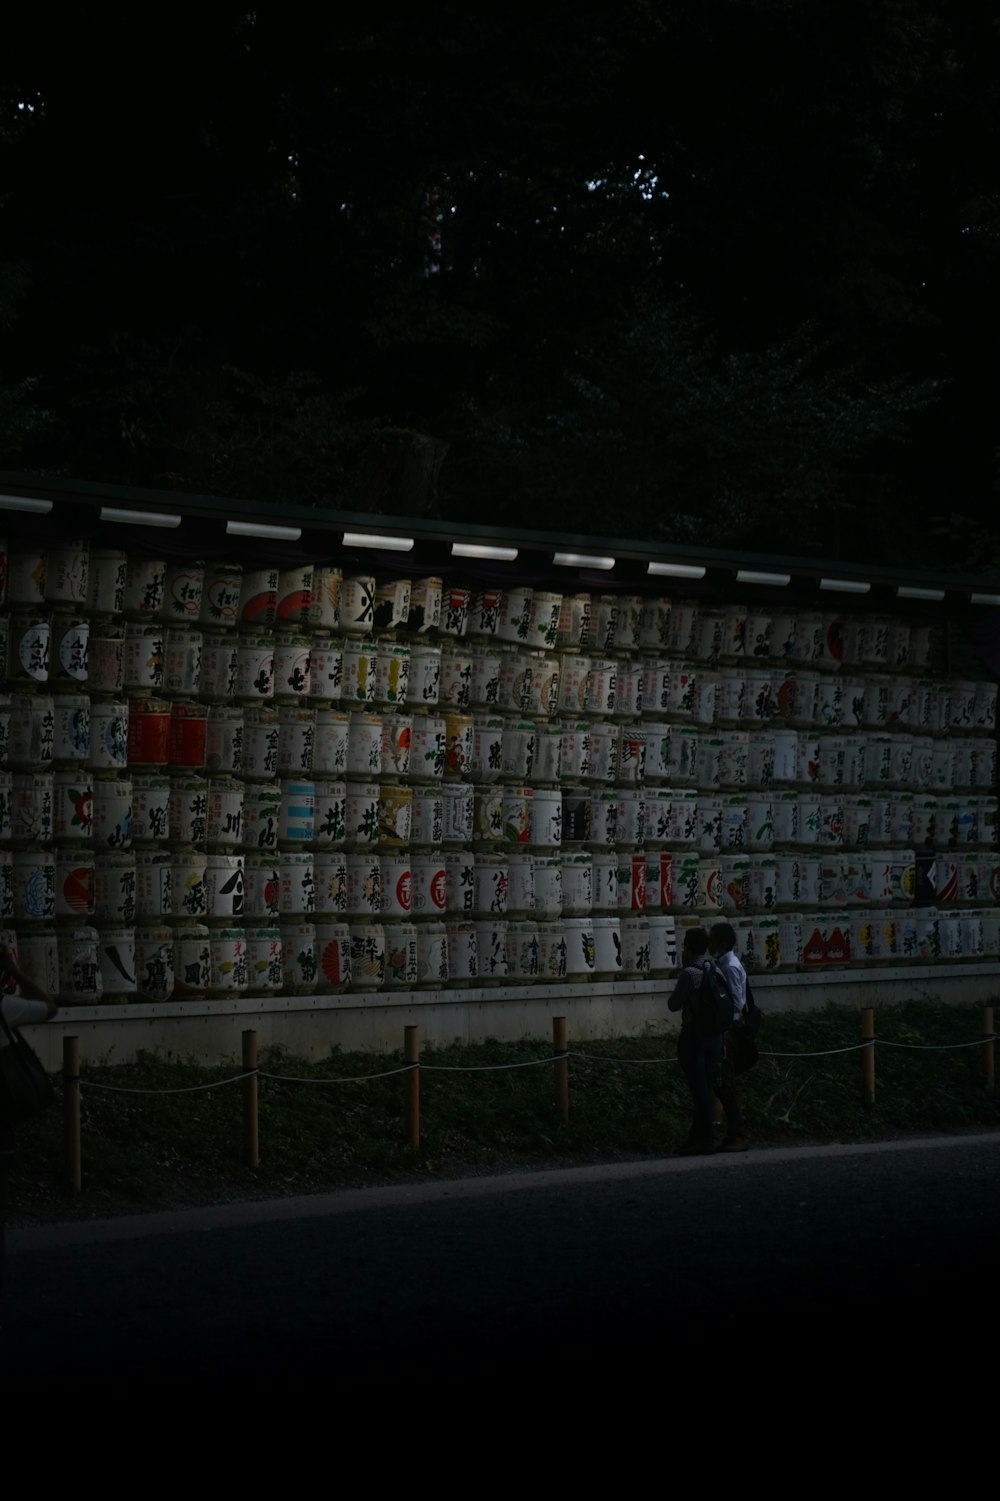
{"left": 696, "top": 959, "right": 737, "bottom": 1036}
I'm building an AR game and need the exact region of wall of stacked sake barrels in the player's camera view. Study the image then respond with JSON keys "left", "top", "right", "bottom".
{"left": 0, "top": 534, "right": 998, "bottom": 1059}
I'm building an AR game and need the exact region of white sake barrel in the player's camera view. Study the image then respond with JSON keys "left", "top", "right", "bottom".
{"left": 86, "top": 548, "right": 127, "bottom": 616}
{"left": 591, "top": 915, "right": 621, "bottom": 976}
{"left": 344, "top": 781, "right": 379, "bottom": 847}
{"left": 473, "top": 854, "right": 509, "bottom": 917}
{"left": 313, "top": 851, "right": 348, "bottom": 917}
{"left": 698, "top": 857, "right": 724, "bottom": 913}
{"left": 205, "top": 854, "right": 245, "bottom": 920}
{"left": 134, "top": 852, "right": 172, "bottom": 919}
{"left": 308, "top": 568, "right": 343, "bottom": 632}
{"left": 410, "top": 786, "right": 444, "bottom": 846}
{"left": 434, "top": 582, "right": 469, "bottom": 638}
{"left": 92, "top": 775, "right": 133, "bottom": 850}
{"left": 383, "top": 922, "right": 419, "bottom": 987}
{"left": 308, "top": 636, "right": 344, "bottom": 703}
{"left": 205, "top": 778, "right": 243, "bottom": 848}
{"left": 241, "top": 785, "right": 281, "bottom": 853}
{"left": 558, "top": 653, "right": 592, "bottom": 715}
{"left": 558, "top": 720, "right": 591, "bottom": 782}
{"left": 522, "top": 653, "right": 561, "bottom": 718}
{"left": 532, "top": 724, "right": 562, "bottom": 783}
{"left": 442, "top": 783, "right": 474, "bottom": 846}
{"left": 235, "top": 635, "right": 275, "bottom": 701}
{"left": 199, "top": 564, "right": 242, "bottom": 629}
{"left": 245, "top": 926, "right": 283, "bottom": 994}
{"left": 235, "top": 566, "right": 277, "bottom": 631}
{"left": 771, "top": 790, "right": 799, "bottom": 846}
{"left": 341, "top": 639, "right": 377, "bottom": 706}
{"left": 591, "top": 851, "right": 619, "bottom": 912}
{"left": 312, "top": 708, "right": 350, "bottom": 776}
{"left": 6, "top": 612, "right": 49, "bottom": 686}
{"left": 417, "top": 922, "right": 449, "bottom": 985}
{"left": 719, "top": 856, "right": 751, "bottom": 914}
{"left": 374, "top": 641, "right": 410, "bottom": 709}
{"left": 123, "top": 623, "right": 165, "bottom": 693}
{"left": 748, "top": 856, "right": 778, "bottom": 912}
{"left": 408, "top": 642, "right": 441, "bottom": 706}
{"left": 507, "top": 851, "right": 535, "bottom": 917}
{"left": 51, "top": 619, "right": 90, "bottom": 687}
{"left": 44, "top": 539, "right": 88, "bottom": 606}
{"left": 167, "top": 775, "right": 207, "bottom": 847}
{"left": 621, "top": 916, "right": 650, "bottom": 976}
{"left": 473, "top": 788, "right": 504, "bottom": 844}
{"left": 646, "top": 914, "right": 677, "bottom": 975}
{"left": 277, "top": 706, "right": 316, "bottom": 776}
{"left": 411, "top": 851, "right": 447, "bottom": 916}
{"left": 408, "top": 717, "right": 447, "bottom": 786}
{"left": 556, "top": 593, "right": 592, "bottom": 650}
{"left": 93, "top": 852, "right": 135, "bottom": 925}
{"left": 533, "top": 855, "right": 562, "bottom": 917}
{"left": 585, "top": 658, "right": 617, "bottom": 717}
{"left": 346, "top": 852, "right": 381, "bottom": 918}
{"left": 275, "top": 567, "right": 312, "bottom": 629}
{"left": 406, "top": 576, "right": 441, "bottom": 635}
{"left": 442, "top": 711, "right": 474, "bottom": 778}
{"left": 242, "top": 855, "right": 281, "bottom": 921}
{"left": 312, "top": 779, "right": 346, "bottom": 847}
{"left": 502, "top": 785, "right": 533, "bottom": 845}
{"left": 0, "top": 776, "right": 11, "bottom": 848}
{"left": 279, "top": 850, "right": 315, "bottom": 916}
{"left": 208, "top": 927, "right": 249, "bottom": 994}
{"left": 745, "top": 795, "right": 774, "bottom": 852}
{"left": 371, "top": 579, "right": 410, "bottom": 634}
{"left": 346, "top": 712, "right": 384, "bottom": 777}
{"left": 529, "top": 788, "right": 562, "bottom": 849}
{"left": 379, "top": 853, "right": 412, "bottom": 919}
{"left": 500, "top": 720, "right": 535, "bottom": 781}
{"left": 204, "top": 705, "right": 244, "bottom": 776}
{"left": 54, "top": 850, "right": 96, "bottom": 920}
{"left": 496, "top": 586, "right": 531, "bottom": 646}
{"left": 58, "top": 926, "right": 101, "bottom": 1003}
{"left": 273, "top": 635, "right": 312, "bottom": 701}
{"left": 438, "top": 646, "right": 472, "bottom": 710}
{"left": 637, "top": 596, "right": 669, "bottom": 651}
{"left": 380, "top": 713, "right": 413, "bottom": 779}
{"left": 11, "top": 773, "right": 54, "bottom": 844}
{"left": 444, "top": 921, "right": 477, "bottom": 984}
{"left": 537, "top": 919, "right": 568, "bottom": 980}
{"left": 170, "top": 854, "right": 208, "bottom": 921}
{"left": 589, "top": 596, "right": 618, "bottom": 654}
{"left": 469, "top": 643, "right": 503, "bottom": 709}
{"left": 278, "top": 780, "right": 315, "bottom": 844}
{"left": 561, "top": 853, "right": 592, "bottom": 915}
{"left": 616, "top": 728, "right": 646, "bottom": 787}
{"left": 721, "top": 795, "right": 749, "bottom": 851}
{"left": 339, "top": 575, "right": 376, "bottom": 636}
{"left": 474, "top": 919, "right": 508, "bottom": 980}
{"left": 97, "top": 926, "right": 136, "bottom": 998}
{"left": 615, "top": 789, "right": 645, "bottom": 851}
{"left": 445, "top": 849, "right": 475, "bottom": 915}
{"left": 506, "top": 920, "right": 540, "bottom": 981}
{"left": 172, "top": 923, "right": 212, "bottom": 996}
{"left": 472, "top": 716, "right": 505, "bottom": 782}
{"left": 199, "top": 634, "right": 238, "bottom": 701}
{"left": 637, "top": 660, "right": 673, "bottom": 720}
{"left": 88, "top": 700, "right": 128, "bottom": 770}
{"left": 696, "top": 795, "right": 723, "bottom": 854}
{"left": 134, "top": 925, "right": 175, "bottom": 1002}
{"left": 583, "top": 722, "right": 618, "bottom": 784}
{"left": 162, "top": 629, "right": 202, "bottom": 699}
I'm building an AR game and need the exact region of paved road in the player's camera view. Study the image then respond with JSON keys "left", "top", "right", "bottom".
{"left": 4, "top": 1135, "right": 998, "bottom": 1403}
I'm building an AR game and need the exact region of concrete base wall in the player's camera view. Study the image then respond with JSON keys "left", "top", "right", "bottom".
{"left": 24, "top": 964, "right": 1000, "bottom": 1069}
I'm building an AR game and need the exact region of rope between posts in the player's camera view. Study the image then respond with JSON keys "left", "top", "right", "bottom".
{"left": 571, "top": 1051, "right": 676, "bottom": 1065}
{"left": 257, "top": 1063, "right": 418, "bottom": 1084}
{"left": 420, "top": 1053, "right": 568, "bottom": 1072}
{"left": 79, "top": 1073, "right": 249, "bottom": 1095}
{"left": 875, "top": 1035, "right": 997, "bottom": 1052}
{"left": 760, "top": 1041, "right": 876, "bottom": 1058}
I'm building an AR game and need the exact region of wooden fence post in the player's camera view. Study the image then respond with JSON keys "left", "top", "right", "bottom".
{"left": 983, "top": 1006, "right": 995, "bottom": 1091}
{"left": 553, "top": 1016, "right": 569, "bottom": 1125}
{"left": 242, "top": 1029, "right": 259, "bottom": 1169}
{"left": 861, "top": 1007, "right": 875, "bottom": 1107}
{"left": 405, "top": 1025, "right": 420, "bottom": 1148}
{"left": 63, "top": 1035, "right": 81, "bottom": 1194}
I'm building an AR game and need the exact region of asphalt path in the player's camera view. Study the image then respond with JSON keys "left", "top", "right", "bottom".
{"left": 4, "top": 1134, "right": 999, "bottom": 1410}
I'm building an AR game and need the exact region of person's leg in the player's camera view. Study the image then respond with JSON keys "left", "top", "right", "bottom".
{"left": 0, "top": 1136, "right": 14, "bottom": 1300}
{"left": 715, "top": 1032, "right": 748, "bottom": 1147}
{"left": 677, "top": 1032, "right": 718, "bottom": 1150}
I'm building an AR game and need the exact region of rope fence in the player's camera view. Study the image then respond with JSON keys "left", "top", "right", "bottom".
{"left": 59, "top": 1004, "right": 996, "bottom": 1192}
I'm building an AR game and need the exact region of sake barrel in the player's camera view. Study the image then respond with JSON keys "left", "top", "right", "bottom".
{"left": 313, "top": 851, "right": 348, "bottom": 916}
{"left": 442, "top": 783, "right": 474, "bottom": 845}
{"left": 591, "top": 851, "right": 619, "bottom": 912}
{"left": 445, "top": 849, "right": 476, "bottom": 915}
{"left": 88, "top": 700, "right": 129, "bottom": 770}
{"left": 375, "top": 641, "right": 411, "bottom": 708}
{"left": 243, "top": 854, "right": 281, "bottom": 921}
{"left": 123, "top": 622, "right": 166, "bottom": 692}
{"left": 346, "top": 923, "right": 386, "bottom": 989}
{"left": 205, "top": 705, "right": 244, "bottom": 776}
{"left": 621, "top": 916, "right": 650, "bottom": 976}
{"left": 241, "top": 785, "right": 281, "bottom": 852}
{"left": 204, "top": 854, "right": 245, "bottom": 920}
{"left": 617, "top": 852, "right": 646, "bottom": 912}
{"left": 409, "top": 714, "right": 446, "bottom": 780}
{"left": 379, "top": 853, "right": 412, "bottom": 919}
{"left": 616, "top": 728, "right": 646, "bottom": 787}
{"left": 646, "top": 914, "right": 677, "bottom": 975}
{"left": 443, "top": 712, "right": 474, "bottom": 779}
{"left": 8, "top": 614, "right": 50, "bottom": 685}
{"left": 277, "top": 705, "right": 316, "bottom": 776}
{"left": 346, "top": 711, "right": 384, "bottom": 777}
{"left": 382, "top": 921, "right": 419, "bottom": 987}
{"left": 168, "top": 776, "right": 208, "bottom": 846}
{"left": 58, "top": 925, "right": 101, "bottom": 1003}
{"left": 206, "top": 778, "right": 244, "bottom": 848}
{"left": 92, "top": 774, "right": 133, "bottom": 850}
{"left": 341, "top": 639, "right": 378, "bottom": 706}
{"left": 246, "top": 926, "right": 283, "bottom": 994}
{"left": 279, "top": 850, "right": 315, "bottom": 916}
{"left": 234, "top": 636, "right": 275, "bottom": 701}
{"left": 237, "top": 567, "right": 278, "bottom": 630}
{"left": 591, "top": 915, "right": 621, "bottom": 977}
{"left": 560, "top": 852, "right": 593, "bottom": 915}
{"left": 12, "top": 774, "right": 54, "bottom": 845}
{"left": 281, "top": 921, "right": 319, "bottom": 994}
{"left": 54, "top": 849, "right": 96, "bottom": 919}
{"left": 339, "top": 575, "right": 375, "bottom": 636}
{"left": 469, "top": 644, "right": 503, "bottom": 708}
{"left": 200, "top": 564, "right": 242, "bottom": 628}
{"left": 506, "top": 920, "right": 540, "bottom": 981}
{"left": 51, "top": 617, "right": 90, "bottom": 686}
{"left": 5, "top": 692, "right": 56, "bottom": 767}
{"left": 308, "top": 567, "right": 343, "bottom": 631}
{"left": 443, "top": 921, "right": 477, "bottom": 984}
{"left": 173, "top": 923, "right": 212, "bottom": 996}
{"left": 134, "top": 852, "right": 173, "bottom": 919}
{"left": 438, "top": 584, "right": 470, "bottom": 638}
{"left": 87, "top": 631, "right": 124, "bottom": 695}
{"left": 645, "top": 850, "right": 675, "bottom": 913}
{"left": 411, "top": 851, "right": 447, "bottom": 916}
{"left": 127, "top": 697, "right": 171, "bottom": 766}
{"left": 439, "top": 646, "right": 473, "bottom": 710}
{"left": 582, "top": 722, "right": 618, "bottom": 783}
{"left": 473, "top": 918, "right": 508, "bottom": 981}
{"left": 93, "top": 852, "right": 135, "bottom": 925}
{"left": 167, "top": 700, "right": 208, "bottom": 770}
{"left": 208, "top": 927, "right": 249, "bottom": 994}
{"left": 409, "top": 642, "right": 442, "bottom": 706}
{"left": 533, "top": 855, "right": 562, "bottom": 917}
{"left": 507, "top": 851, "right": 535, "bottom": 917}
{"left": 557, "top": 594, "right": 592, "bottom": 650}
{"left": 416, "top": 921, "right": 449, "bottom": 985}
{"left": 134, "top": 926, "right": 175, "bottom": 1002}
{"left": 537, "top": 919, "right": 569, "bottom": 980}
{"left": 199, "top": 634, "right": 238, "bottom": 701}
{"left": 52, "top": 693, "right": 91, "bottom": 764}
{"left": 410, "top": 786, "right": 444, "bottom": 846}
{"left": 273, "top": 635, "right": 312, "bottom": 701}
{"left": 313, "top": 921, "right": 352, "bottom": 990}
{"left": 344, "top": 781, "right": 379, "bottom": 847}
{"left": 615, "top": 789, "right": 645, "bottom": 850}
{"left": 159, "top": 561, "right": 205, "bottom": 623}
{"left": 97, "top": 926, "right": 137, "bottom": 1000}
{"left": 278, "top": 780, "right": 315, "bottom": 844}
{"left": 406, "top": 576, "right": 441, "bottom": 635}
{"left": 312, "top": 708, "right": 350, "bottom": 776}
{"left": 309, "top": 636, "right": 344, "bottom": 702}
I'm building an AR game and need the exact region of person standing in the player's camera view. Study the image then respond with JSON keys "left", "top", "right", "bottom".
{"left": 708, "top": 922, "right": 750, "bottom": 1152}
{"left": 0, "top": 943, "right": 58, "bottom": 1294}
{"left": 668, "top": 926, "right": 723, "bottom": 1155}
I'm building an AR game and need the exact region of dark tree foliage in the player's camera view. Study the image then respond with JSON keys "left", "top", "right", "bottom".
{"left": 0, "top": 1, "right": 997, "bottom": 563}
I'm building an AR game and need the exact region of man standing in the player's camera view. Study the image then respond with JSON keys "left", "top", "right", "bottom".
{"left": 668, "top": 926, "right": 723, "bottom": 1155}
{"left": 708, "top": 922, "right": 750, "bottom": 1152}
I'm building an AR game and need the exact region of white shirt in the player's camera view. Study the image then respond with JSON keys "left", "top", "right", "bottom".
{"left": 0, "top": 991, "right": 50, "bottom": 1045}
{"left": 715, "top": 950, "right": 747, "bottom": 1017}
